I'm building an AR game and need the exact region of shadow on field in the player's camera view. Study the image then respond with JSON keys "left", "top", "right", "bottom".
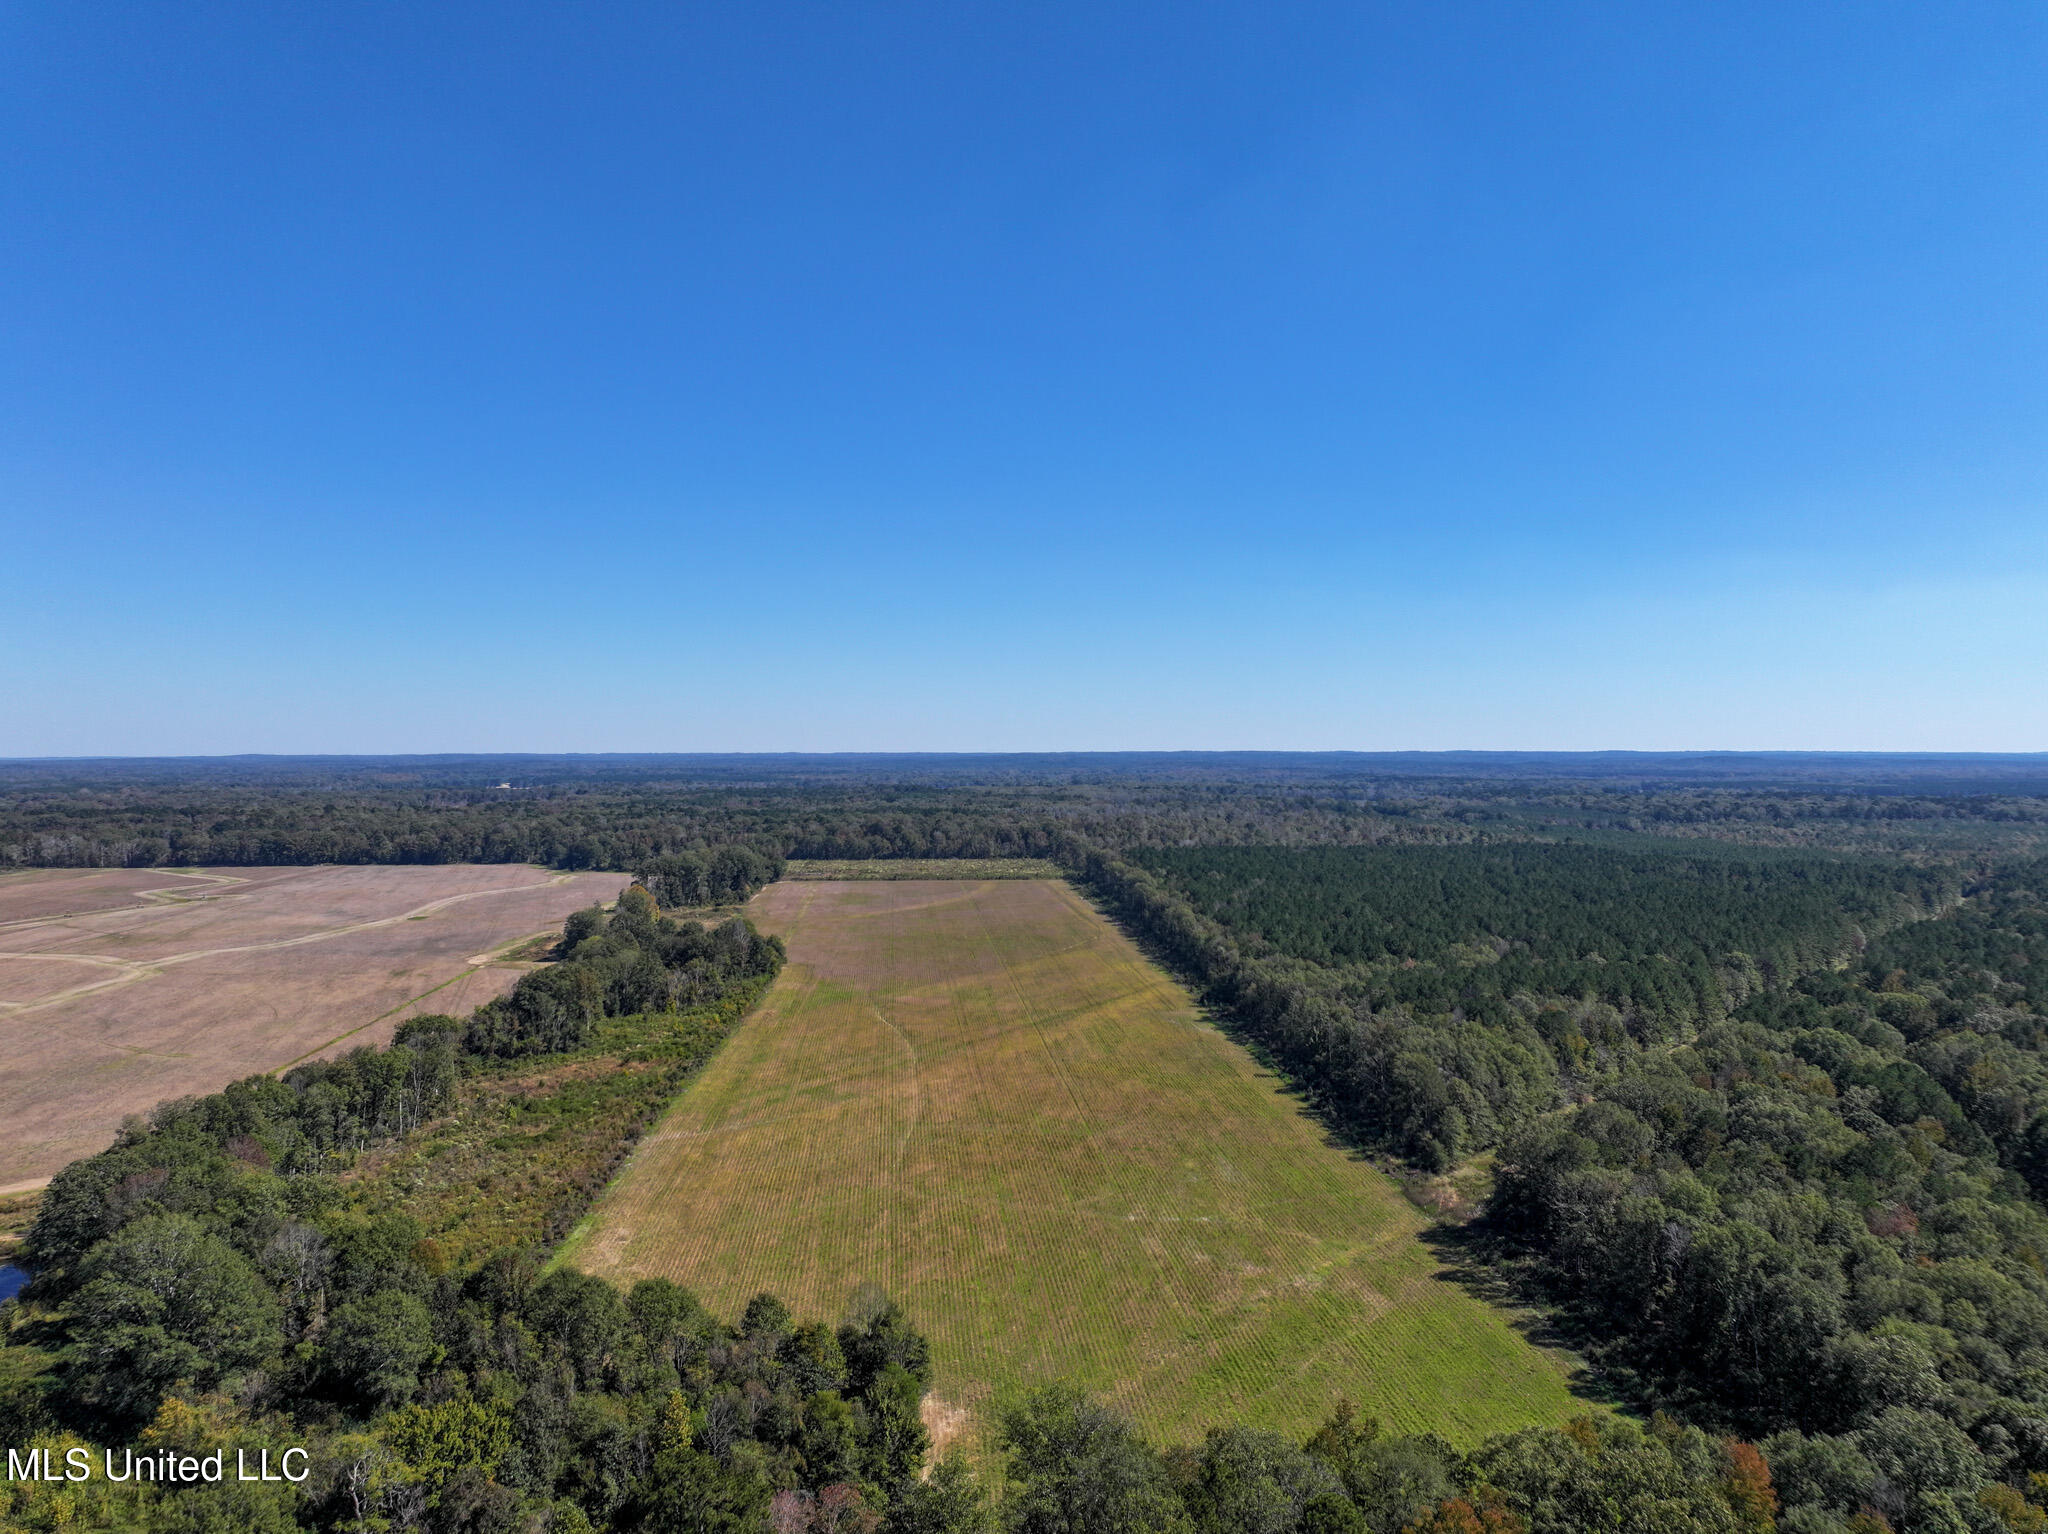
{"left": 1076, "top": 884, "right": 1386, "bottom": 1150}
{"left": 1420, "top": 1220, "right": 1632, "bottom": 1414}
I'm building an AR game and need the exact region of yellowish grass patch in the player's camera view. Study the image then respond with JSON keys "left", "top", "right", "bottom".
{"left": 562, "top": 877, "right": 1589, "bottom": 1447}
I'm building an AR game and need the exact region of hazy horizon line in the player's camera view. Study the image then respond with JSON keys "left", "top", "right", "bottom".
{"left": 7, "top": 749, "right": 2047, "bottom": 763}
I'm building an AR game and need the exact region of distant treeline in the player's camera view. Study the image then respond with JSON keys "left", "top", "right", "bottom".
{"left": 9, "top": 750, "right": 2048, "bottom": 793}
{"left": 7, "top": 757, "right": 2046, "bottom": 876}
{"left": 0, "top": 786, "right": 1061, "bottom": 871}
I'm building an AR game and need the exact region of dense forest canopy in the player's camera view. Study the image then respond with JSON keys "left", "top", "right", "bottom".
{"left": 1133, "top": 841, "right": 1946, "bottom": 986}
{"left": 1484, "top": 861, "right": 2048, "bottom": 1530}
{"left": 7, "top": 753, "right": 2048, "bottom": 792}
{"left": 1077, "top": 838, "right": 2048, "bottom": 1532}
{"left": 1086, "top": 841, "right": 1952, "bottom": 1170}
{"left": 4, "top": 754, "right": 2046, "bottom": 872}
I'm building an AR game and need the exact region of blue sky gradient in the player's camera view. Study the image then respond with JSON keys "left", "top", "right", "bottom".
{"left": 3, "top": 2, "right": 2044, "bottom": 752}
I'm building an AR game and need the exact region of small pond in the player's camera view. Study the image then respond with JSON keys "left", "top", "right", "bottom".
{"left": 0, "top": 1263, "right": 27, "bottom": 1304}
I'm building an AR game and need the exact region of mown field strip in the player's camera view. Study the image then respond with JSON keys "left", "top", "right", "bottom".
{"left": 561, "top": 877, "right": 1589, "bottom": 1447}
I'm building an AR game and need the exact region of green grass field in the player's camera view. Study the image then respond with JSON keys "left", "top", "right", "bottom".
{"left": 559, "top": 876, "right": 1590, "bottom": 1448}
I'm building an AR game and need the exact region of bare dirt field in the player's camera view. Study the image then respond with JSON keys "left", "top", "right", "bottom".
{"left": 0, "top": 864, "right": 623, "bottom": 1186}
{"left": 563, "top": 877, "right": 1588, "bottom": 1448}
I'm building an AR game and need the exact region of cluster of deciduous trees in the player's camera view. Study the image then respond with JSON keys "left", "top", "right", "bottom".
{"left": 1483, "top": 887, "right": 2048, "bottom": 1530}
{"left": 981, "top": 1388, "right": 1778, "bottom": 1534}
{"left": 7, "top": 1257, "right": 942, "bottom": 1534}
{"left": 465, "top": 887, "right": 784, "bottom": 1059}
{"left": 638, "top": 849, "right": 786, "bottom": 910}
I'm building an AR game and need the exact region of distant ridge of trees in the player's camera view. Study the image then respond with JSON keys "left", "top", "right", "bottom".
{"left": 6, "top": 753, "right": 2048, "bottom": 876}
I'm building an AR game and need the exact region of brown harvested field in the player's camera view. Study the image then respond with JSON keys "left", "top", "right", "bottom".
{"left": 0, "top": 868, "right": 269, "bottom": 924}
{"left": 0, "top": 864, "right": 624, "bottom": 1186}
{"left": 563, "top": 878, "right": 1588, "bottom": 1448}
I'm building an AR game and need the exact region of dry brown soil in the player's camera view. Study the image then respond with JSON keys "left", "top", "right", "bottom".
{"left": 0, "top": 864, "right": 623, "bottom": 1186}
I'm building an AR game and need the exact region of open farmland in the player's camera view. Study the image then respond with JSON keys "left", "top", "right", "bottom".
{"left": 561, "top": 876, "right": 1588, "bottom": 1448}
{"left": 0, "top": 863, "right": 623, "bottom": 1185}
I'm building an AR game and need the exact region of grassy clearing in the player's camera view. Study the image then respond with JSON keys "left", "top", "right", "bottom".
{"left": 344, "top": 979, "right": 769, "bottom": 1269}
{"left": 561, "top": 876, "right": 1591, "bottom": 1448}
{"left": 782, "top": 858, "right": 1062, "bottom": 880}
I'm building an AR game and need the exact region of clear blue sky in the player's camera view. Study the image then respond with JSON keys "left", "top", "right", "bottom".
{"left": 3, "top": 2, "right": 2044, "bottom": 754}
